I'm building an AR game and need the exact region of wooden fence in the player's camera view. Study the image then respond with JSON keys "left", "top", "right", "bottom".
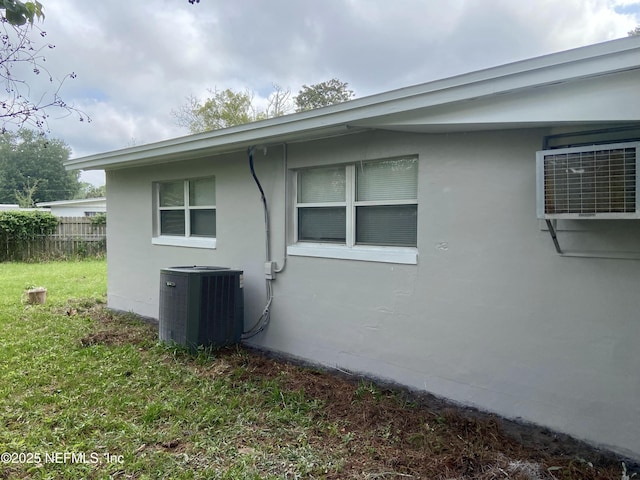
{"left": 1, "top": 217, "right": 106, "bottom": 262}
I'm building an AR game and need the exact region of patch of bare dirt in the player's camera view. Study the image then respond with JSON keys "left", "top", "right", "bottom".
{"left": 74, "top": 302, "right": 637, "bottom": 479}
{"left": 66, "top": 299, "right": 157, "bottom": 348}
{"left": 223, "top": 348, "right": 635, "bottom": 480}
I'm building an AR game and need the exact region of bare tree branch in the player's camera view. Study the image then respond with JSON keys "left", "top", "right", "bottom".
{"left": 0, "top": 8, "right": 90, "bottom": 133}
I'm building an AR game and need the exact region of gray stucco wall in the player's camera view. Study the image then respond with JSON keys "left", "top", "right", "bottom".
{"left": 105, "top": 128, "right": 640, "bottom": 460}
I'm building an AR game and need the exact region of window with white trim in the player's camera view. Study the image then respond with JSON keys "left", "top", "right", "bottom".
{"left": 153, "top": 177, "right": 216, "bottom": 248}
{"left": 295, "top": 157, "right": 418, "bottom": 248}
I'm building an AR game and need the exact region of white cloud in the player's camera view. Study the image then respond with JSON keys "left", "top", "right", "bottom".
{"left": 9, "top": 0, "right": 635, "bottom": 186}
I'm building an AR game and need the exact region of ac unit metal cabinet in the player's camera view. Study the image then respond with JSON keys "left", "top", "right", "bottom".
{"left": 536, "top": 141, "right": 640, "bottom": 219}
{"left": 159, "top": 266, "right": 244, "bottom": 350}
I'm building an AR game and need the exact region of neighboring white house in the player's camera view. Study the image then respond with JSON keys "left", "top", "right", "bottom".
{"left": 0, "top": 204, "right": 47, "bottom": 212}
{"left": 66, "top": 37, "right": 640, "bottom": 460}
{"left": 36, "top": 197, "right": 106, "bottom": 217}
{"left": 0, "top": 204, "right": 20, "bottom": 211}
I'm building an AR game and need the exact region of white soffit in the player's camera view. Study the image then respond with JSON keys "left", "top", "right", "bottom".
{"left": 362, "top": 68, "right": 640, "bottom": 130}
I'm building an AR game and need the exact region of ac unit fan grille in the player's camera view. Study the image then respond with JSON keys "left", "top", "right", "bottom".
{"left": 543, "top": 146, "right": 636, "bottom": 215}
{"left": 199, "top": 274, "right": 236, "bottom": 345}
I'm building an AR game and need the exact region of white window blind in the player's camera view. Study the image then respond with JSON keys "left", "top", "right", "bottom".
{"left": 159, "top": 181, "right": 184, "bottom": 207}
{"left": 159, "top": 180, "right": 185, "bottom": 235}
{"left": 188, "top": 178, "right": 216, "bottom": 237}
{"left": 355, "top": 158, "right": 417, "bottom": 246}
{"left": 356, "top": 204, "right": 417, "bottom": 246}
{"left": 297, "top": 166, "right": 345, "bottom": 203}
{"left": 298, "top": 207, "right": 346, "bottom": 242}
{"left": 296, "top": 157, "right": 418, "bottom": 247}
{"left": 356, "top": 158, "right": 418, "bottom": 202}
{"left": 157, "top": 177, "right": 216, "bottom": 238}
{"left": 190, "top": 177, "right": 216, "bottom": 206}
{"left": 297, "top": 166, "right": 346, "bottom": 242}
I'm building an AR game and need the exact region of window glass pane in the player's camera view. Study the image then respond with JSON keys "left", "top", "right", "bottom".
{"left": 298, "top": 207, "right": 346, "bottom": 242}
{"left": 298, "top": 166, "right": 345, "bottom": 203}
{"left": 189, "top": 177, "right": 216, "bottom": 206}
{"left": 356, "top": 205, "right": 417, "bottom": 246}
{"left": 356, "top": 157, "right": 417, "bottom": 202}
{"left": 190, "top": 209, "right": 216, "bottom": 237}
{"left": 160, "top": 210, "right": 185, "bottom": 235}
{"left": 159, "top": 181, "right": 184, "bottom": 207}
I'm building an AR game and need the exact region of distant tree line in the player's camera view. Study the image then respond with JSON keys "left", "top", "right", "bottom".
{"left": 0, "top": 129, "right": 103, "bottom": 207}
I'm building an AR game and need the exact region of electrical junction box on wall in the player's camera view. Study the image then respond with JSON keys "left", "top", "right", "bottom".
{"left": 264, "top": 261, "right": 276, "bottom": 280}
{"left": 159, "top": 266, "right": 244, "bottom": 350}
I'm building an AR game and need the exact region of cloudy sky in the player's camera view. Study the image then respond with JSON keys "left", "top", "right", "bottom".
{"left": 15, "top": 0, "right": 640, "bottom": 185}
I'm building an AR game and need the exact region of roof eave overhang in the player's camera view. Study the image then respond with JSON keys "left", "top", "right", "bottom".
{"left": 65, "top": 36, "right": 640, "bottom": 171}
{"left": 65, "top": 123, "right": 361, "bottom": 171}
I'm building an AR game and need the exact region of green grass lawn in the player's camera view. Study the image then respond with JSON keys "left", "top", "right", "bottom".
{"left": 0, "top": 260, "right": 337, "bottom": 479}
{"left": 0, "top": 260, "right": 629, "bottom": 479}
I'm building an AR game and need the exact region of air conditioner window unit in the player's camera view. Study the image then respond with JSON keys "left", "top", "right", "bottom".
{"left": 159, "top": 266, "right": 244, "bottom": 350}
{"left": 536, "top": 141, "right": 640, "bottom": 219}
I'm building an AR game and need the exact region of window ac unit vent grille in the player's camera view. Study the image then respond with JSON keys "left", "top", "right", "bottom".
{"left": 536, "top": 142, "right": 640, "bottom": 219}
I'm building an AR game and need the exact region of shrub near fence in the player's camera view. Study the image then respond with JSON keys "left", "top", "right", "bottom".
{"left": 0, "top": 214, "right": 106, "bottom": 262}
{"left": 0, "top": 210, "right": 57, "bottom": 262}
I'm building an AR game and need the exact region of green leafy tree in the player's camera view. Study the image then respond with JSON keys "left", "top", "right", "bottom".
{"left": 76, "top": 182, "right": 105, "bottom": 199}
{"left": 173, "top": 88, "right": 254, "bottom": 133}
{"left": 0, "top": 129, "right": 80, "bottom": 205}
{"left": 629, "top": 26, "right": 640, "bottom": 36}
{"left": 197, "top": 88, "right": 254, "bottom": 130}
{"left": 0, "top": 1, "right": 43, "bottom": 25}
{"left": 174, "top": 84, "right": 296, "bottom": 134}
{"left": 14, "top": 176, "right": 39, "bottom": 207}
{"left": 174, "top": 80, "right": 355, "bottom": 134}
{"left": 294, "top": 78, "right": 355, "bottom": 112}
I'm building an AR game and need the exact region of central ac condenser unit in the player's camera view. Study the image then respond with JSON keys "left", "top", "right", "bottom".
{"left": 159, "top": 266, "right": 244, "bottom": 350}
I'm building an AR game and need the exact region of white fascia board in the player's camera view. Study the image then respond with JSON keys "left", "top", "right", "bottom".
{"left": 36, "top": 197, "right": 106, "bottom": 207}
{"left": 65, "top": 123, "right": 358, "bottom": 171}
{"left": 66, "top": 37, "right": 640, "bottom": 172}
